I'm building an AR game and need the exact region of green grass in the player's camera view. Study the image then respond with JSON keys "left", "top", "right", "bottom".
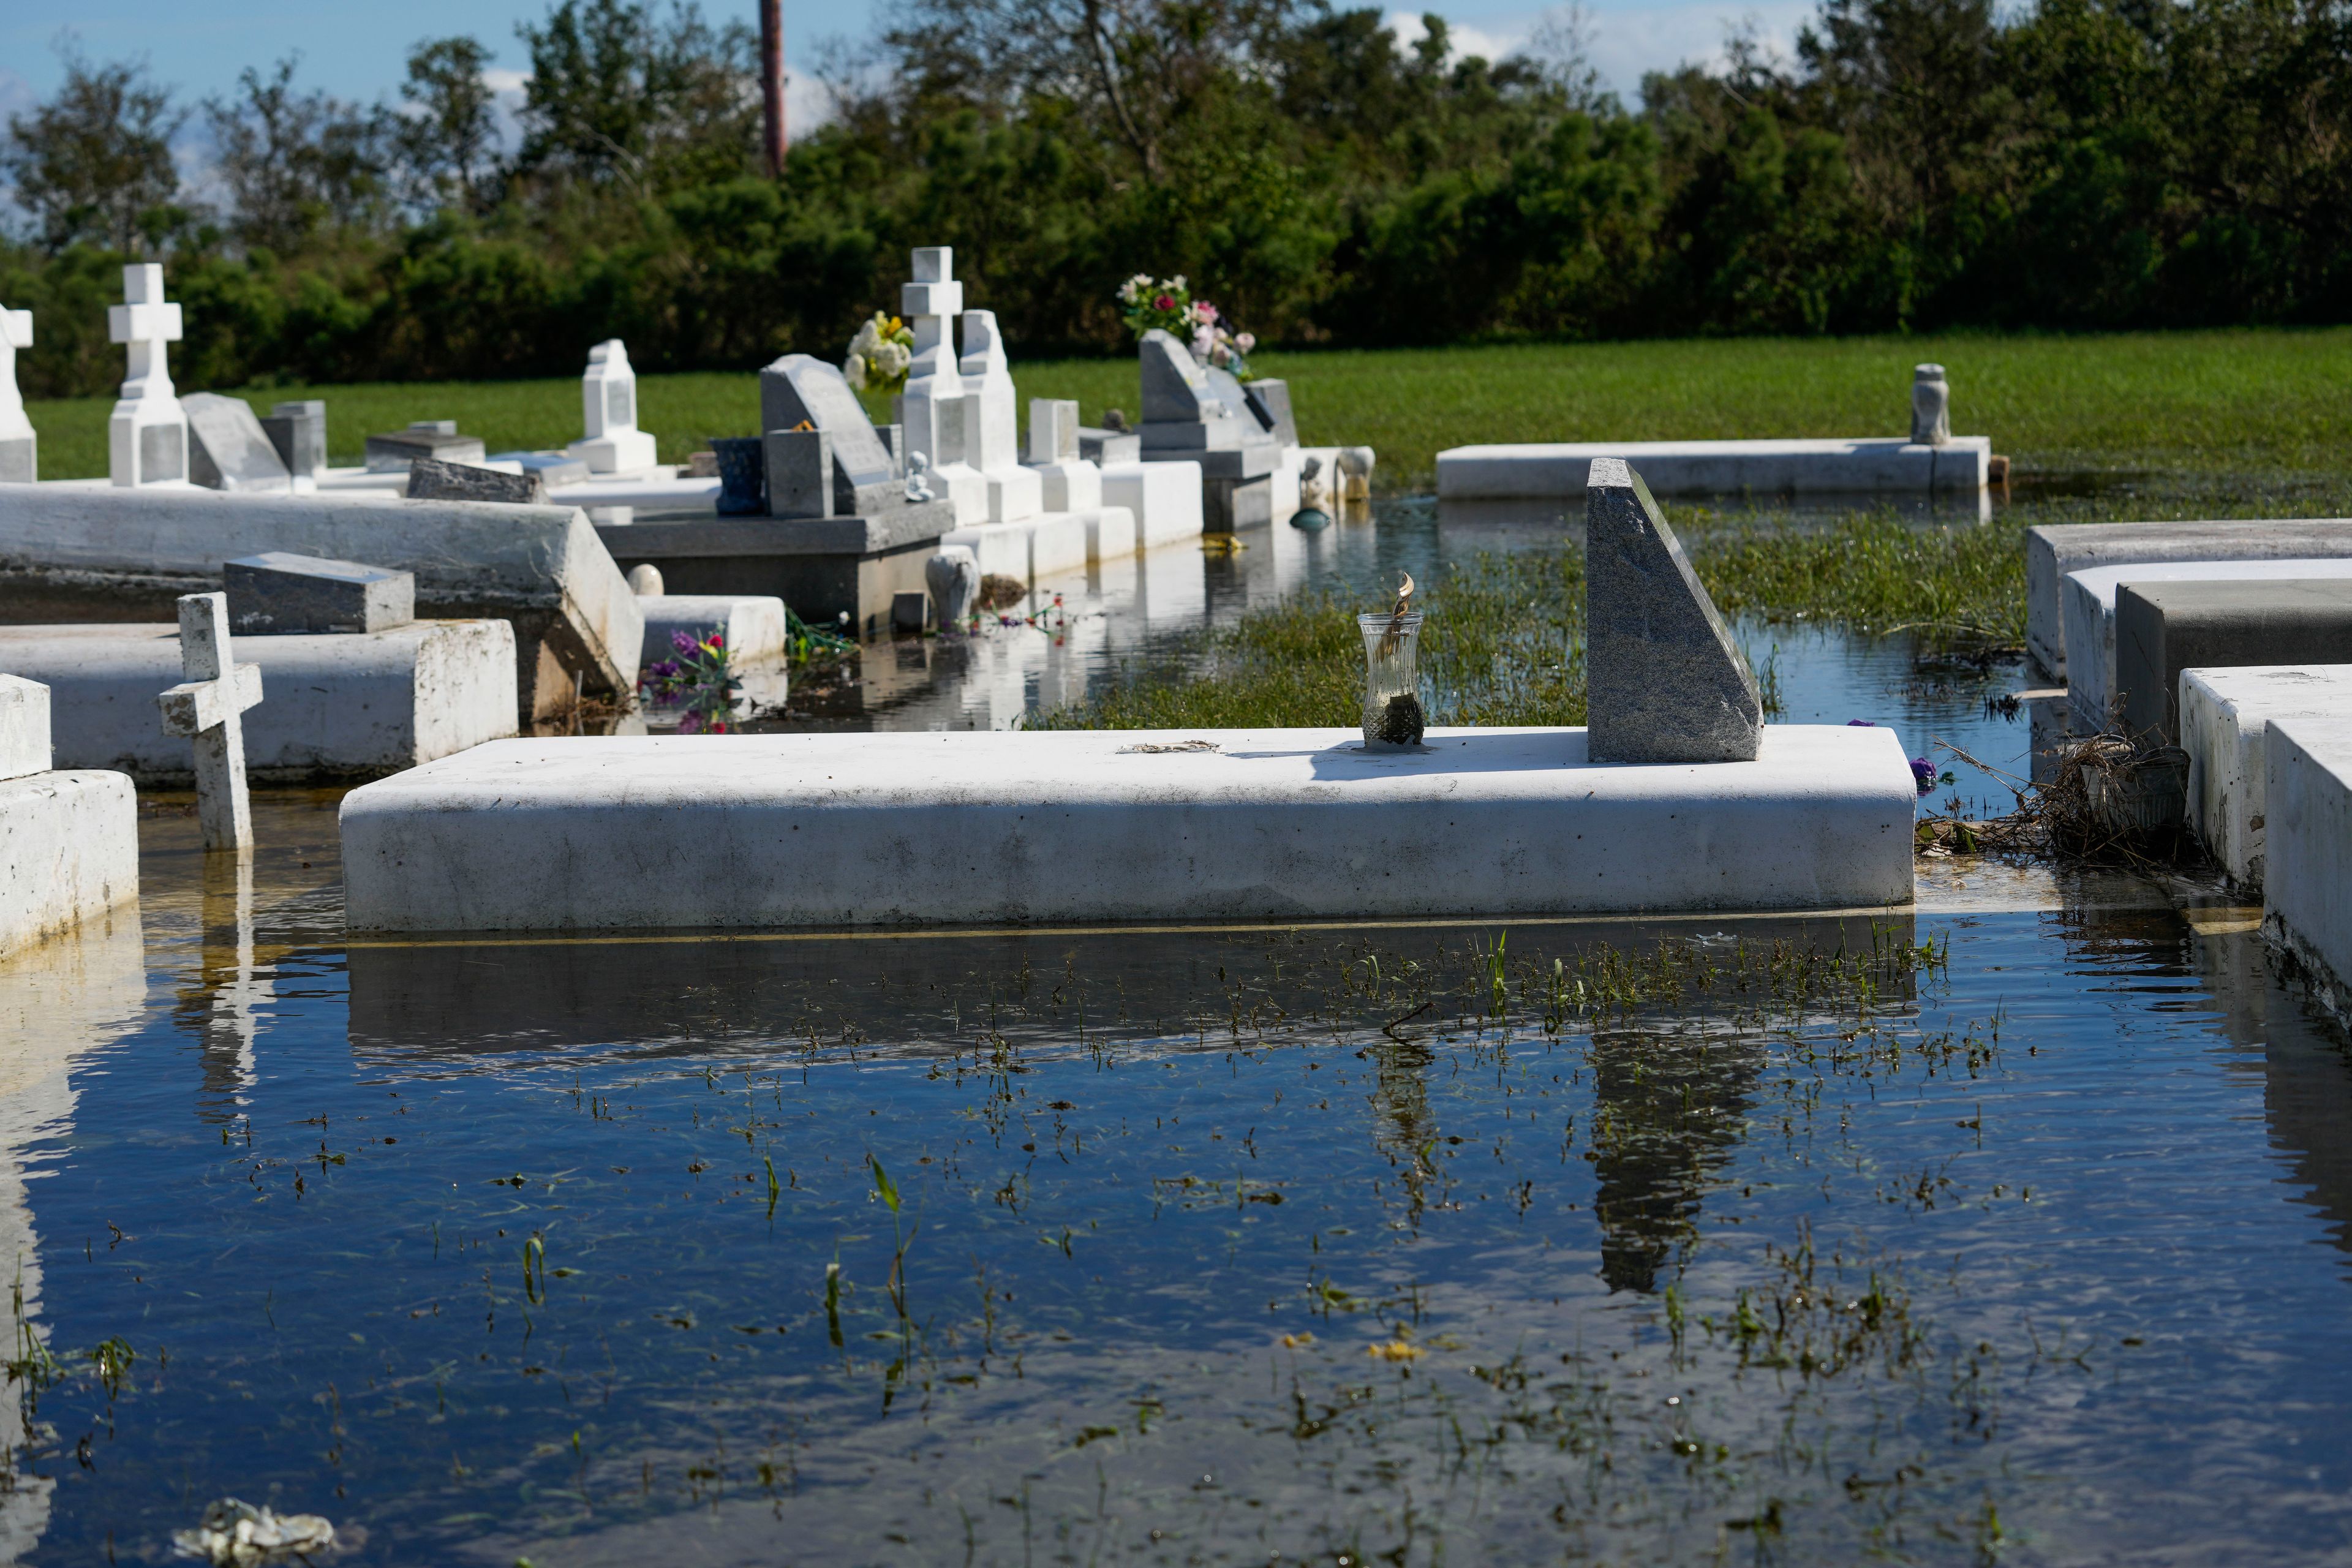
{"left": 24, "top": 327, "right": 2352, "bottom": 487}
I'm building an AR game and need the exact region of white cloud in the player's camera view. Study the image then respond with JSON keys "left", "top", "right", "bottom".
{"left": 1391, "top": 2, "right": 1815, "bottom": 98}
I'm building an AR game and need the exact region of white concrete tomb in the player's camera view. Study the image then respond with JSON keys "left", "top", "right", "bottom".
{"left": 0, "top": 675, "right": 139, "bottom": 957}
{"left": 2180, "top": 664, "right": 2352, "bottom": 890}
{"left": 339, "top": 723, "right": 1918, "bottom": 933}
{"left": 2060, "top": 558, "right": 2352, "bottom": 729}
{"left": 0, "top": 301, "right": 33, "bottom": 483}
{"left": 2263, "top": 712, "right": 2352, "bottom": 1027}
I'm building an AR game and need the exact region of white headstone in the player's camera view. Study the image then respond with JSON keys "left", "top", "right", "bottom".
{"left": 568, "top": 339, "right": 659, "bottom": 474}
{"left": 1027, "top": 396, "right": 1100, "bottom": 512}
{"left": 0, "top": 304, "right": 34, "bottom": 483}
{"left": 108, "top": 263, "right": 188, "bottom": 488}
{"left": 899, "top": 247, "right": 988, "bottom": 524}
{"left": 957, "top": 310, "right": 1041, "bottom": 523}
{"left": 157, "top": 592, "right": 264, "bottom": 851}
{"left": 0, "top": 674, "right": 51, "bottom": 782}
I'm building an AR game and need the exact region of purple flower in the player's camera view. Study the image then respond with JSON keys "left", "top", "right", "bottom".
{"left": 1910, "top": 756, "right": 1937, "bottom": 794}
{"left": 1847, "top": 718, "right": 1875, "bottom": 726}
{"left": 671, "top": 628, "right": 701, "bottom": 655}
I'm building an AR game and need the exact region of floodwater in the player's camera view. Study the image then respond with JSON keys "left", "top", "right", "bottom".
{"left": 6, "top": 794, "right": 2352, "bottom": 1564}
{"left": 9, "top": 489, "right": 2351, "bottom": 1564}
{"left": 671, "top": 494, "right": 2037, "bottom": 821}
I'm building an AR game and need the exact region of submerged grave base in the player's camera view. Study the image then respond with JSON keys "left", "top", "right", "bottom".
{"left": 1435, "top": 437, "right": 1992, "bottom": 502}
{"left": 338, "top": 723, "right": 1918, "bottom": 933}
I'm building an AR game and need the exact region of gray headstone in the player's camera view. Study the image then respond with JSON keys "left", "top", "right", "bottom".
{"left": 1139, "top": 331, "right": 1227, "bottom": 427}
{"left": 758, "top": 355, "right": 899, "bottom": 514}
{"left": 1584, "top": 458, "right": 1761, "bottom": 764}
{"left": 0, "top": 434, "right": 32, "bottom": 484}
{"left": 765, "top": 429, "right": 833, "bottom": 519}
{"left": 1078, "top": 428, "right": 1140, "bottom": 466}
{"left": 891, "top": 590, "right": 930, "bottom": 633}
{"left": 185, "top": 393, "right": 292, "bottom": 492}
{"left": 263, "top": 400, "right": 326, "bottom": 478}
{"left": 1244, "top": 379, "right": 1298, "bottom": 448}
{"left": 405, "top": 456, "right": 546, "bottom": 505}
{"left": 366, "top": 424, "right": 486, "bottom": 472}
{"left": 2116, "top": 578, "right": 2352, "bottom": 742}
{"left": 1205, "top": 367, "right": 1278, "bottom": 445}
{"left": 224, "top": 551, "right": 415, "bottom": 635}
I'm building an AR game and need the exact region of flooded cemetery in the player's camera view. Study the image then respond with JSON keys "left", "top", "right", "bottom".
{"left": 7, "top": 249, "right": 2352, "bottom": 1567}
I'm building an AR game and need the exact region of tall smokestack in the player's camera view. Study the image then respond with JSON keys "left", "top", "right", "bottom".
{"left": 760, "top": 0, "right": 787, "bottom": 175}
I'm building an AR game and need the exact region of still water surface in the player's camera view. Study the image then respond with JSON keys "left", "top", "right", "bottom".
{"left": 3, "top": 795, "right": 2350, "bottom": 1564}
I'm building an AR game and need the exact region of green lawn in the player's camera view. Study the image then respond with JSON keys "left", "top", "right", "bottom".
{"left": 23, "top": 328, "right": 2352, "bottom": 489}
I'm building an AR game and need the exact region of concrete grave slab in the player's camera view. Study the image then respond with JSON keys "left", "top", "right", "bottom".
{"left": 2180, "top": 665, "right": 2352, "bottom": 889}
{"left": 225, "top": 552, "right": 414, "bottom": 635}
{"left": 0, "top": 619, "right": 518, "bottom": 783}
{"left": 0, "top": 485, "right": 639, "bottom": 722}
{"left": 1102, "top": 462, "right": 1204, "bottom": 546}
{"left": 597, "top": 503, "right": 957, "bottom": 639}
{"left": 0, "top": 674, "right": 49, "bottom": 782}
{"left": 1437, "top": 439, "right": 1992, "bottom": 502}
{"left": 2116, "top": 578, "right": 2352, "bottom": 740}
{"left": 183, "top": 393, "right": 292, "bottom": 493}
{"left": 2061, "top": 559, "right": 2352, "bottom": 729}
{"left": 2264, "top": 712, "right": 2352, "bottom": 1027}
{"left": 1585, "top": 459, "right": 1761, "bottom": 764}
{"left": 2026, "top": 519, "right": 2352, "bottom": 679}
{"left": 0, "top": 767, "right": 139, "bottom": 959}
{"left": 338, "top": 723, "right": 1918, "bottom": 933}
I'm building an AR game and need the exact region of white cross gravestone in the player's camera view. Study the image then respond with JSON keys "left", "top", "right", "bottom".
{"left": 568, "top": 339, "right": 659, "bottom": 474}
{"left": 898, "top": 247, "right": 988, "bottom": 524}
{"left": 158, "top": 592, "right": 264, "bottom": 850}
{"left": 108, "top": 263, "right": 187, "bottom": 487}
{"left": 0, "top": 303, "right": 34, "bottom": 483}
{"left": 957, "top": 310, "right": 1042, "bottom": 523}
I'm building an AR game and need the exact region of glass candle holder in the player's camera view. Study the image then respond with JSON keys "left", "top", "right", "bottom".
{"left": 1358, "top": 611, "right": 1425, "bottom": 748}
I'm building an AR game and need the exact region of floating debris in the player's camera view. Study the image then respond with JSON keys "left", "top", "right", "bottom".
{"left": 1117, "top": 739, "right": 1220, "bottom": 754}
{"left": 172, "top": 1499, "right": 335, "bottom": 1566}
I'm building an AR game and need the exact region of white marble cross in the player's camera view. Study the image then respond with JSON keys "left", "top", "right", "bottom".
{"left": 108, "top": 263, "right": 187, "bottom": 486}
{"left": 899, "top": 247, "right": 988, "bottom": 523}
{"left": 158, "top": 593, "right": 264, "bottom": 851}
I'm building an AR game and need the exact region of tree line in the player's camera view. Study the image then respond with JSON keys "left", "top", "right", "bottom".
{"left": 3, "top": 0, "right": 2348, "bottom": 398}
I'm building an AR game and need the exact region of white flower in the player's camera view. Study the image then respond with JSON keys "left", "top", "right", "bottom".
{"left": 843, "top": 353, "right": 868, "bottom": 390}
{"left": 872, "top": 340, "right": 911, "bottom": 379}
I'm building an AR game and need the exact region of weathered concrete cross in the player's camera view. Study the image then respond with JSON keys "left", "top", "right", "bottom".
{"left": 158, "top": 592, "right": 264, "bottom": 850}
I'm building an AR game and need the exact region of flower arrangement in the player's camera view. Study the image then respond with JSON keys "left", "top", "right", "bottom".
{"left": 843, "top": 312, "right": 914, "bottom": 394}
{"left": 1117, "top": 274, "right": 1256, "bottom": 380}
{"left": 638, "top": 627, "right": 744, "bottom": 733}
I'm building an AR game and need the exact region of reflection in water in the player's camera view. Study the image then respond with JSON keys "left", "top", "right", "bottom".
{"left": 171, "top": 850, "right": 270, "bottom": 1115}
{"left": 1586, "top": 1024, "right": 1764, "bottom": 1294}
{"left": 2196, "top": 932, "right": 2352, "bottom": 1258}
{"left": 0, "top": 913, "right": 148, "bottom": 1561}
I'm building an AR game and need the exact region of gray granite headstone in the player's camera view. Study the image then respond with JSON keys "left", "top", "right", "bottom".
{"left": 405, "top": 456, "right": 547, "bottom": 504}
{"left": 1585, "top": 458, "right": 1761, "bottom": 764}
{"left": 224, "top": 551, "right": 414, "bottom": 634}
{"left": 1139, "top": 331, "right": 1231, "bottom": 431}
{"left": 758, "top": 355, "right": 900, "bottom": 514}
{"left": 1244, "top": 379, "right": 1298, "bottom": 447}
{"left": 1205, "top": 366, "right": 1280, "bottom": 443}
{"left": 185, "top": 393, "right": 293, "bottom": 492}
{"left": 366, "top": 421, "right": 486, "bottom": 472}
{"left": 262, "top": 399, "right": 326, "bottom": 478}
{"left": 765, "top": 428, "right": 832, "bottom": 519}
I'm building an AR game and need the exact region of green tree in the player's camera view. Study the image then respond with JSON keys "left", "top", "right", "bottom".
{"left": 393, "top": 37, "right": 503, "bottom": 214}
{"left": 2, "top": 47, "right": 184, "bottom": 253}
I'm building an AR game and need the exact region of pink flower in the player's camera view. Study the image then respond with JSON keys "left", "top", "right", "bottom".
{"left": 1235, "top": 332, "right": 1257, "bottom": 353}
{"left": 1155, "top": 294, "right": 1174, "bottom": 311}
{"left": 1193, "top": 301, "right": 1218, "bottom": 324}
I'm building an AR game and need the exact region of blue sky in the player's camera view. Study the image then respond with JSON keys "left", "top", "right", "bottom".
{"left": 0, "top": 0, "right": 1819, "bottom": 136}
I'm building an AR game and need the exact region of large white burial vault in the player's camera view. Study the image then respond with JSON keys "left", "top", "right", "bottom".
{"left": 338, "top": 724, "right": 1918, "bottom": 933}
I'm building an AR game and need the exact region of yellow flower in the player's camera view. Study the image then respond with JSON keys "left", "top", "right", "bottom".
{"left": 1366, "top": 1340, "right": 1424, "bottom": 1362}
